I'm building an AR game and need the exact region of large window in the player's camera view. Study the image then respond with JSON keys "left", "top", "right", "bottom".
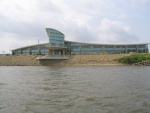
{"left": 116, "top": 46, "right": 126, "bottom": 54}
{"left": 46, "top": 28, "right": 65, "bottom": 47}
{"left": 22, "top": 48, "right": 29, "bottom": 54}
{"left": 105, "top": 45, "right": 115, "bottom": 54}
{"left": 71, "top": 43, "right": 81, "bottom": 54}
{"left": 127, "top": 45, "right": 137, "bottom": 53}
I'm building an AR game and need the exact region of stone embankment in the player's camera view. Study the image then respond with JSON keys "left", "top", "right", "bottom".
{"left": 0, "top": 54, "right": 127, "bottom": 66}
{"left": 134, "top": 61, "right": 150, "bottom": 66}
{"left": 64, "top": 54, "right": 127, "bottom": 66}
{"left": 0, "top": 55, "right": 41, "bottom": 66}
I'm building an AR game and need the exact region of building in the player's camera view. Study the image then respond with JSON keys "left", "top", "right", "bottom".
{"left": 12, "top": 28, "right": 150, "bottom": 56}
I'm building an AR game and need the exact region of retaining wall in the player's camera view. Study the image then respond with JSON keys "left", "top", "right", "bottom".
{"left": 64, "top": 54, "right": 127, "bottom": 66}
{"left": 0, "top": 54, "right": 128, "bottom": 66}
{"left": 0, "top": 55, "right": 41, "bottom": 66}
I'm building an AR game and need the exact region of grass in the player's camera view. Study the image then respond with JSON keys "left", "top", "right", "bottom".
{"left": 115, "top": 53, "right": 150, "bottom": 64}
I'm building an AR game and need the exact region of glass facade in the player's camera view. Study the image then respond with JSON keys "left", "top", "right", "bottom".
{"left": 11, "top": 28, "right": 150, "bottom": 55}
{"left": 64, "top": 42, "right": 149, "bottom": 54}
{"left": 12, "top": 42, "right": 150, "bottom": 55}
{"left": 46, "top": 28, "right": 64, "bottom": 47}
{"left": 12, "top": 44, "right": 49, "bottom": 55}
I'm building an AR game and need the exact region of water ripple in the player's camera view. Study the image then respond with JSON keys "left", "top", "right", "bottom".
{"left": 0, "top": 66, "right": 150, "bottom": 113}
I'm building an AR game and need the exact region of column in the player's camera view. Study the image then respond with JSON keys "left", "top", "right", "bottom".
{"left": 80, "top": 45, "right": 81, "bottom": 54}
{"left": 29, "top": 48, "right": 31, "bottom": 55}
{"left": 62, "top": 49, "right": 65, "bottom": 55}
{"left": 136, "top": 45, "right": 139, "bottom": 53}
{"left": 12, "top": 51, "right": 15, "bottom": 55}
{"left": 21, "top": 49, "right": 23, "bottom": 54}
{"left": 49, "top": 49, "right": 52, "bottom": 55}
{"left": 114, "top": 45, "right": 116, "bottom": 54}
{"left": 102, "top": 46, "right": 105, "bottom": 54}
{"left": 125, "top": 45, "right": 127, "bottom": 54}
{"left": 38, "top": 49, "right": 41, "bottom": 55}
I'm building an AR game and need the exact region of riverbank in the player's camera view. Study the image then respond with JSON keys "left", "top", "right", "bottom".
{"left": 0, "top": 54, "right": 128, "bottom": 66}
{"left": 0, "top": 55, "right": 41, "bottom": 66}
{"left": 115, "top": 53, "right": 150, "bottom": 65}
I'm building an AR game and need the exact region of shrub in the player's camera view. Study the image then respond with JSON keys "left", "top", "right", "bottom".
{"left": 115, "top": 54, "right": 150, "bottom": 64}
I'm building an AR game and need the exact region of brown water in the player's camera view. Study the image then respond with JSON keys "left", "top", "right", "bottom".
{"left": 0, "top": 66, "right": 150, "bottom": 113}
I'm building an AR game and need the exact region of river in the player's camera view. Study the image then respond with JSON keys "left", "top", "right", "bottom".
{"left": 0, "top": 66, "right": 150, "bottom": 113}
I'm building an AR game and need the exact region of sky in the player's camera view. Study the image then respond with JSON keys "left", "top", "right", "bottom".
{"left": 0, "top": 0, "right": 150, "bottom": 53}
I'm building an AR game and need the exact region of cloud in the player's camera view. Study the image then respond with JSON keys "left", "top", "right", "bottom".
{"left": 0, "top": 0, "right": 61, "bottom": 53}
{"left": 61, "top": 17, "right": 138, "bottom": 44}
{"left": 97, "top": 18, "right": 138, "bottom": 44}
{"left": 132, "top": 0, "right": 150, "bottom": 8}
{"left": 0, "top": 0, "right": 148, "bottom": 53}
{"left": 0, "top": 31, "right": 43, "bottom": 53}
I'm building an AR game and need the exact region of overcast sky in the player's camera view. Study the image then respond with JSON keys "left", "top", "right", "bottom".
{"left": 0, "top": 0, "right": 150, "bottom": 53}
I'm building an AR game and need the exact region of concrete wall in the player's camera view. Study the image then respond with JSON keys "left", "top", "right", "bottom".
{"left": 0, "top": 54, "right": 128, "bottom": 66}
{"left": 148, "top": 44, "right": 150, "bottom": 53}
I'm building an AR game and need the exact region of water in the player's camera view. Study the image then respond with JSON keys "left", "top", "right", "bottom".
{"left": 0, "top": 66, "right": 150, "bottom": 113}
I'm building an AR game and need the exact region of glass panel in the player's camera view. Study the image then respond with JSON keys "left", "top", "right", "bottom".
{"left": 127, "top": 45, "right": 137, "bottom": 53}
{"left": 116, "top": 46, "right": 126, "bottom": 54}
{"left": 105, "top": 45, "right": 114, "bottom": 54}
{"left": 46, "top": 29, "right": 65, "bottom": 47}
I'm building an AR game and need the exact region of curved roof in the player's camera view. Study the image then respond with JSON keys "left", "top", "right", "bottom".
{"left": 46, "top": 28, "right": 64, "bottom": 36}
{"left": 11, "top": 41, "right": 149, "bottom": 51}
{"left": 11, "top": 43, "right": 49, "bottom": 51}
{"left": 65, "top": 40, "right": 149, "bottom": 46}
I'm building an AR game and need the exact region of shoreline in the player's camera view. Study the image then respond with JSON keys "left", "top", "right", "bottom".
{"left": 0, "top": 54, "right": 129, "bottom": 66}
{"left": 0, "top": 64, "right": 128, "bottom": 67}
{"left": 0, "top": 62, "right": 127, "bottom": 66}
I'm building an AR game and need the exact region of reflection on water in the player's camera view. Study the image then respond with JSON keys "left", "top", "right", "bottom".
{"left": 0, "top": 66, "right": 150, "bottom": 113}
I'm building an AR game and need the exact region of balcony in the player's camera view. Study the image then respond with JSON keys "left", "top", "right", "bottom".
{"left": 37, "top": 55, "right": 68, "bottom": 60}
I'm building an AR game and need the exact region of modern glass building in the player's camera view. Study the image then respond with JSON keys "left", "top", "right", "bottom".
{"left": 12, "top": 28, "right": 150, "bottom": 55}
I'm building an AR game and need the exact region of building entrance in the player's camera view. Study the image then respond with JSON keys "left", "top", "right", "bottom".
{"left": 53, "top": 50, "right": 62, "bottom": 55}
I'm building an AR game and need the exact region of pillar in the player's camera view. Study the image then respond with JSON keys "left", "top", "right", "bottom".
{"left": 38, "top": 49, "right": 41, "bottom": 55}
{"left": 12, "top": 51, "right": 14, "bottom": 55}
{"left": 136, "top": 45, "right": 139, "bottom": 53}
{"left": 62, "top": 49, "right": 65, "bottom": 55}
{"left": 80, "top": 45, "right": 81, "bottom": 54}
{"left": 29, "top": 48, "right": 31, "bottom": 55}
{"left": 49, "top": 49, "right": 52, "bottom": 55}
{"left": 125, "top": 45, "right": 127, "bottom": 54}
{"left": 21, "top": 49, "right": 23, "bottom": 54}
{"left": 102, "top": 46, "right": 105, "bottom": 54}
{"left": 114, "top": 45, "right": 116, "bottom": 54}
